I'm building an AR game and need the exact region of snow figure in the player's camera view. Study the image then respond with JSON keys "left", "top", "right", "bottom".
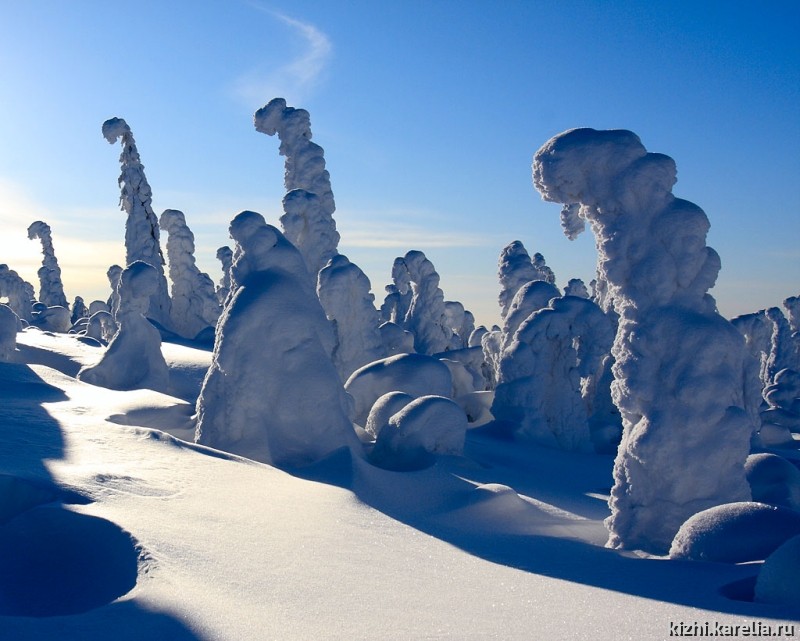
{"left": 31, "top": 306, "right": 71, "bottom": 333}
{"left": 370, "top": 395, "right": 468, "bottom": 471}
{"left": 731, "top": 310, "right": 773, "bottom": 391}
{"left": 215, "top": 246, "right": 233, "bottom": 304}
{"left": 492, "top": 296, "right": 615, "bottom": 452}
{"left": 468, "top": 326, "right": 488, "bottom": 348}
{"left": 317, "top": 254, "right": 386, "bottom": 380}
{"left": 443, "top": 301, "right": 475, "bottom": 350}
{"left": 0, "top": 304, "right": 20, "bottom": 361}
{"left": 77, "top": 261, "right": 169, "bottom": 392}
{"left": 102, "top": 117, "right": 171, "bottom": 328}
{"left": 71, "top": 296, "right": 88, "bottom": 324}
{"left": 194, "top": 211, "right": 355, "bottom": 467}
{"left": 784, "top": 295, "right": 800, "bottom": 334}
{"left": 390, "top": 250, "right": 452, "bottom": 355}
{"left": 364, "top": 391, "right": 414, "bottom": 439}
{"left": 531, "top": 252, "right": 556, "bottom": 285}
{"left": 501, "top": 280, "right": 561, "bottom": 351}
{"left": 85, "top": 310, "right": 117, "bottom": 345}
{"left": 378, "top": 321, "right": 415, "bottom": 357}
{"left": 0, "top": 264, "right": 34, "bottom": 322}
{"left": 254, "top": 98, "right": 339, "bottom": 276}
{"left": 533, "top": 128, "right": 755, "bottom": 553}
{"left": 26, "top": 221, "right": 68, "bottom": 309}
{"left": 380, "top": 282, "right": 412, "bottom": 326}
{"left": 564, "top": 278, "right": 590, "bottom": 299}
{"left": 765, "top": 307, "right": 799, "bottom": 381}
{"left": 159, "top": 209, "right": 221, "bottom": 339}
{"left": 90, "top": 299, "right": 111, "bottom": 316}
{"left": 106, "top": 265, "right": 123, "bottom": 317}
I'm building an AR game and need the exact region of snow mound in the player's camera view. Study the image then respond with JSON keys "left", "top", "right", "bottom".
{"left": 669, "top": 502, "right": 800, "bottom": 563}
{"left": 344, "top": 353, "right": 453, "bottom": 426}
{"left": 364, "top": 391, "right": 414, "bottom": 439}
{"left": 754, "top": 534, "right": 800, "bottom": 608}
{"left": 0, "top": 505, "right": 140, "bottom": 617}
{"left": 745, "top": 453, "right": 800, "bottom": 510}
{"left": 370, "top": 395, "right": 467, "bottom": 471}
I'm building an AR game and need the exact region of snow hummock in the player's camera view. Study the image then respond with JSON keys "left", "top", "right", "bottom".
{"left": 755, "top": 534, "right": 800, "bottom": 608}
{"left": 27, "top": 220, "right": 68, "bottom": 309}
{"left": 533, "top": 128, "right": 756, "bottom": 554}
{"left": 77, "top": 261, "right": 169, "bottom": 392}
{"left": 745, "top": 453, "right": 800, "bottom": 510}
{"left": 194, "top": 211, "right": 356, "bottom": 467}
{"left": 159, "top": 209, "right": 221, "bottom": 339}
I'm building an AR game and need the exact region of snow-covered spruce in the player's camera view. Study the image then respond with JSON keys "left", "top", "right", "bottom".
{"left": 0, "top": 304, "right": 20, "bottom": 361}
{"left": 533, "top": 128, "right": 756, "bottom": 553}
{"left": 26, "top": 221, "right": 68, "bottom": 309}
{"left": 254, "top": 99, "right": 339, "bottom": 277}
{"left": 497, "top": 240, "right": 550, "bottom": 320}
{"left": 0, "top": 264, "right": 35, "bottom": 322}
{"left": 765, "top": 306, "right": 799, "bottom": 381}
{"left": 443, "top": 301, "right": 475, "bottom": 350}
{"left": 784, "top": 295, "right": 800, "bottom": 334}
{"left": 389, "top": 250, "right": 452, "bottom": 355}
{"left": 106, "top": 265, "right": 122, "bottom": 317}
{"left": 492, "top": 295, "right": 614, "bottom": 452}
{"left": 215, "top": 246, "right": 233, "bottom": 305}
{"left": 731, "top": 310, "right": 773, "bottom": 392}
{"left": 77, "top": 261, "right": 169, "bottom": 392}
{"left": 85, "top": 310, "right": 116, "bottom": 345}
{"left": 564, "top": 278, "right": 590, "bottom": 299}
{"left": 317, "top": 254, "right": 385, "bottom": 380}
{"left": 159, "top": 209, "right": 221, "bottom": 339}
{"left": 102, "top": 117, "right": 171, "bottom": 328}
{"left": 71, "top": 296, "right": 88, "bottom": 324}
{"left": 195, "top": 212, "right": 355, "bottom": 467}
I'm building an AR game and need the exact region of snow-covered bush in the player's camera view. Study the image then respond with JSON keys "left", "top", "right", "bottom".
{"left": 194, "top": 212, "right": 355, "bottom": 467}
{"left": 85, "top": 310, "right": 116, "bottom": 345}
{"left": 31, "top": 306, "right": 71, "bottom": 333}
{"left": 317, "top": 254, "right": 385, "bottom": 380}
{"left": 77, "top": 261, "right": 169, "bottom": 392}
{"left": 492, "top": 295, "right": 614, "bottom": 452}
{"left": 669, "top": 502, "right": 800, "bottom": 563}
{"left": 745, "top": 453, "right": 800, "bottom": 510}
{"left": 370, "top": 395, "right": 468, "bottom": 471}
{"left": 754, "top": 534, "right": 800, "bottom": 608}
{"left": 364, "top": 391, "right": 414, "bottom": 439}
{"left": 102, "top": 117, "right": 171, "bottom": 328}
{"left": 378, "top": 321, "right": 415, "bottom": 357}
{"left": 533, "top": 128, "right": 755, "bottom": 553}
{"left": 344, "top": 353, "right": 452, "bottom": 426}
{"left": 564, "top": 278, "right": 589, "bottom": 298}
{"left": 159, "top": 209, "right": 221, "bottom": 339}
{"left": 0, "top": 304, "right": 20, "bottom": 361}
{"left": 27, "top": 221, "right": 68, "bottom": 309}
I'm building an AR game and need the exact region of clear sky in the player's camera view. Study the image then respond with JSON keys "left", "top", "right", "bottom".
{"left": 1, "top": 0, "right": 798, "bottom": 327}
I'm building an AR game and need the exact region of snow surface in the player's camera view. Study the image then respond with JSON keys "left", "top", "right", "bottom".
{"left": 1, "top": 330, "right": 798, "bottom": 640}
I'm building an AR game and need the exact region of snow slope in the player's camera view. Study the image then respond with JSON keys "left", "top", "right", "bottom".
{"left": 0, "top": 331, "right": 797, "bottom": 640}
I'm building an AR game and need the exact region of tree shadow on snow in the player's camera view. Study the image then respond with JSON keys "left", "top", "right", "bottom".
{"left": 294, "top": 436, "right": 799, "bottom": 622}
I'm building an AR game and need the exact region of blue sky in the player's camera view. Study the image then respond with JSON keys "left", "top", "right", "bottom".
{"left": 0, "top": 0, "right": 798, "bottom": 327}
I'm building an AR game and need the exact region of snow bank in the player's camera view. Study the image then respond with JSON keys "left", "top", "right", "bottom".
{"left": 745, "top": 453, "right": 800, "bottom": 510}
{"left": 317, "top": 254, "right": 385, "bottom": 380}
{"left": 344, "top": 353, "right": 453, "bottom": 426}
{"left": 669, "top": 502, "right": 800, "bottom": 563}
{"left": 754, "top": 534, "right": 800, "bottom": 608}
{"left": 195, "top": 212, "right": 355, "bottom": 467}
{"left": 77, "top": 261, "right": 169, "bottom": 392}
{"left": 27, "top": 220, "right": 68, "bottom": 309}
{"left": 102, "top": 117, "right": 171, "bottom": 328}
{"left": 159, "top": 209, "right": 221, "bottom": 339}
{"left": 370, "top": 395, "right": 467, "bottom": 471}
{"left": 533, "top": 128, "right": 755, "bottom": 553}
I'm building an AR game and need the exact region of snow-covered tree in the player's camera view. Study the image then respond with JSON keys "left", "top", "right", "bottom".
{"left": 389, "top": 250, "right": 452, "bottom": 355}
{"left": 564, "top": 278, "right": 590, "bottom": 298}
{"left": 497, "top": 241, "right": 541, "bottom": 319}
{"left": 26, "top": 221, "right": 68, "bottom": 308}
{"left": 215, "top": 246, "right": 233, "bottom": 304}
{"left": 159, "top": 209, "right": 221, "bottom": 339}
{"left": 765, "top": 307, "right": 799, "bottom": 381}
{"left": 102, "top": 117, "right": 171, "bottom": 328}
{"left": 106, "top": 265, "right": 123, "bottom": 317}
{"left": 533, "top": 128, "right": 756, "bottom": 553}
{"left": 0, "top": 304, "right": 20, "bottom": 361}
{"left": 317, "top": 254, "right": 386, "bottom": 380}
{"left": 492, "top": 295, "right": 614, "bottom": 451}
{"left": 78, "top": 261, "right": 169, "bottom": 392}
{"left": 195, "top": 211, "right": 355, "bottom": 467}
{"left": 254, "top": 98, "right": 339, "bottom": 277}
{"left": 71, "top": 296, "right": 88, "bottom": 324}
{"left": 0, "top": 264, "right": 34, "bottom": 322}
{"left": 443, "top": 301, "right": 475, "bottom": 350}
{"left": 784, "top": 295, "right": 800, "bottom": 334}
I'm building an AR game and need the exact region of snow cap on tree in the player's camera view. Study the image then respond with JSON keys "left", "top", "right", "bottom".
{"left": 533, "top": 128, "right": 754, "bottom": 553}
{"left": 27, "top": 221, "right": 68, "bottom": 308}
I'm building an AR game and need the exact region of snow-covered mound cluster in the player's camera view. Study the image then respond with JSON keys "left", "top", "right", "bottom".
{"left": 2, "top": 101, "right": 800, "bottom": 630}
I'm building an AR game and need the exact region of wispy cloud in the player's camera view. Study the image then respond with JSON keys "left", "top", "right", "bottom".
{"left": 234, "top": 6, "right": 332, "bottom": 106}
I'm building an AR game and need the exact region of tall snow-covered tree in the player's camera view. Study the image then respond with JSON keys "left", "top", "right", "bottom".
{"left": 102, "top": 117, "right": 171, "bottom": 328}
{"left": 533, "top": 128, "right": 757, "bottom": 553}
{"left": 27, "top": 221, "right": 68, "bottom": 308}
